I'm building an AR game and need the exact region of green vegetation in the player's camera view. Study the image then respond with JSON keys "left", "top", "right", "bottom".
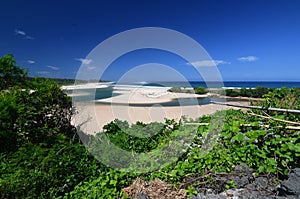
{"left": 0, "top": 54, "right": 299, "bottom": 198}
{"left": 224, "top": 86, "right": 273, "bottom": 98}
{"left": 0, "top": 54, "right": 74, "bottom": 152}
{"left": 27, "top": 77, "right": 110, "bottom": 86}
{"left": 0, "top": 54, "right": 28, "bottom": 90}
{"left": 194, "top": 87, "right": 208, "bottom": 94}
{"left": 26, "top": 77, "right": 80, "bottom": 86}
{"left": 168, "top": 86, "right": 271, "bottom": 97}
{"left": 168, "top": 86, "right": 208, "bottom": 94}
{"left": 103, "top": 119, "right": 179, "bottom": 154}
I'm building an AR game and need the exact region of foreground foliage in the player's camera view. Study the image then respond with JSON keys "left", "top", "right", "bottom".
{"left": 0, "top": 79, "right": 75, "bottom": 152}
{"left": 1, "top": 97, "right": 299, "bottom": 198}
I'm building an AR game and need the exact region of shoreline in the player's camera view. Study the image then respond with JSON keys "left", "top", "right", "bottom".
{"left": 70, "top": 84, "right": 250, "bottom": 133}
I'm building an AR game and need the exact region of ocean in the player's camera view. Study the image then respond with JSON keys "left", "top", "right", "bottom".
{"left": 143, "top": 81, "right": 300, "bottom": 89}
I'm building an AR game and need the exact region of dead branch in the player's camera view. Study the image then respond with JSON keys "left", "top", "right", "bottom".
{"left": 211, "top": 101, "right": 300, "bottom": 114}
{"left": 248, "top": 112, "right": 300, "bottom": 126}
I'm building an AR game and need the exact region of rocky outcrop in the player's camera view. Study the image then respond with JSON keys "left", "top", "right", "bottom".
{"left": 123, "top": 165, "right": 300, "bottom": 199}
{"left": 191, "top": 167, "right": 300, "bottom": 199}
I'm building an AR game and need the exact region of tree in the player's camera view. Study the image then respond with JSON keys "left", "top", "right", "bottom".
{"left": 0, "top": 54, "right": 76, "bottom": 152}
{"left": 0, "top": 54, "right": 28, "bottom": 90}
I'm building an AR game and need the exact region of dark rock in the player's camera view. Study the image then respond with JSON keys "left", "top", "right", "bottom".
{"left": 231, "top": 163, "right": 255, "bottom": 189}
{"left": 137, "top": 192, "right": 149, "bottom": 199}
{"left": 275, "top": 168, "right": 300, "bottom": 197}
{"left": 255, "top": 177, "right": 269, "bottom": 190}
{"left": 235, "top": 189, "right": 256, "bottom": 198}
{"left": 233, "top": 175, "right": 250, "bottom": 188}
{"left": 279, "top": 168, "right": 300, "bottom": 196}
{"left": 234, "top": 163, "right": 253, "bottom": 176}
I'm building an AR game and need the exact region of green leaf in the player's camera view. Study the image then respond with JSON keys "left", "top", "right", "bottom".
{"left": 287, "top": 142, "right": 295, "bottom": 151}
{"left": 251, "top": 122, "right": 259, "bottom": 127}
{"left": 246, "top": 130, "right": 266, "bottom": 140}
{"left": 295, "top": 143, "right": 300, "bottom": 153}
{"left": 232, "top": 133, "right": 244, "bottom": 142}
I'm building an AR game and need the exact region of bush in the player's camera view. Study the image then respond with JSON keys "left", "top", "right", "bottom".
{"left": 226, "top": 87, "right": 271, "bottom": 98}
{"left": 0, "top": 54, "right": 28, "bottom": 90}
{"left": 225, "top": 89, "right": 240, "bottom": 97}
{"left": 0, "top": 54, "right": 76, "bottom": 152}
{"left": 194, "top": 87, "right": 208, "bottom": 94}
{"left": 0, "top": 80, "right": 75, "bottom": 152}
{"left": 0, "top": 141, "right": 104, "bottom": 198}
{"left": 240, "top": 86, "right": 271, "bottom": 98}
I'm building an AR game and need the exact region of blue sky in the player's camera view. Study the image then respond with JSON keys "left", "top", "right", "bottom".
{"left": 1, "top": 0, "right": 300, "bottom": 81}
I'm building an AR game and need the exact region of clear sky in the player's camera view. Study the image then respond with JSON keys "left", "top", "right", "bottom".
{"left": 1, "top": 0, "right": 300, "bottom": 81}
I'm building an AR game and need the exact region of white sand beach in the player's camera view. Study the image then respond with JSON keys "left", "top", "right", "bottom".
{"left": 68, "top": 84, "right": 249, "bottom": 134}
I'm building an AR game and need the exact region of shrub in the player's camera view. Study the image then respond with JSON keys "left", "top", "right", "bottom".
{"left": 0, "top": 141, "right": 103, "bottom": 198}
{"left": 194, "top": 87, "right": 208, "bottom": 94}
{"left": 0, "top": 80, "right": 75, "bottom": 152}
{"left": 0, "top": 54, "right": 75, "bottom": 152}
{"left": 225, "top": 89, "right": 240, "bottom": 97}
